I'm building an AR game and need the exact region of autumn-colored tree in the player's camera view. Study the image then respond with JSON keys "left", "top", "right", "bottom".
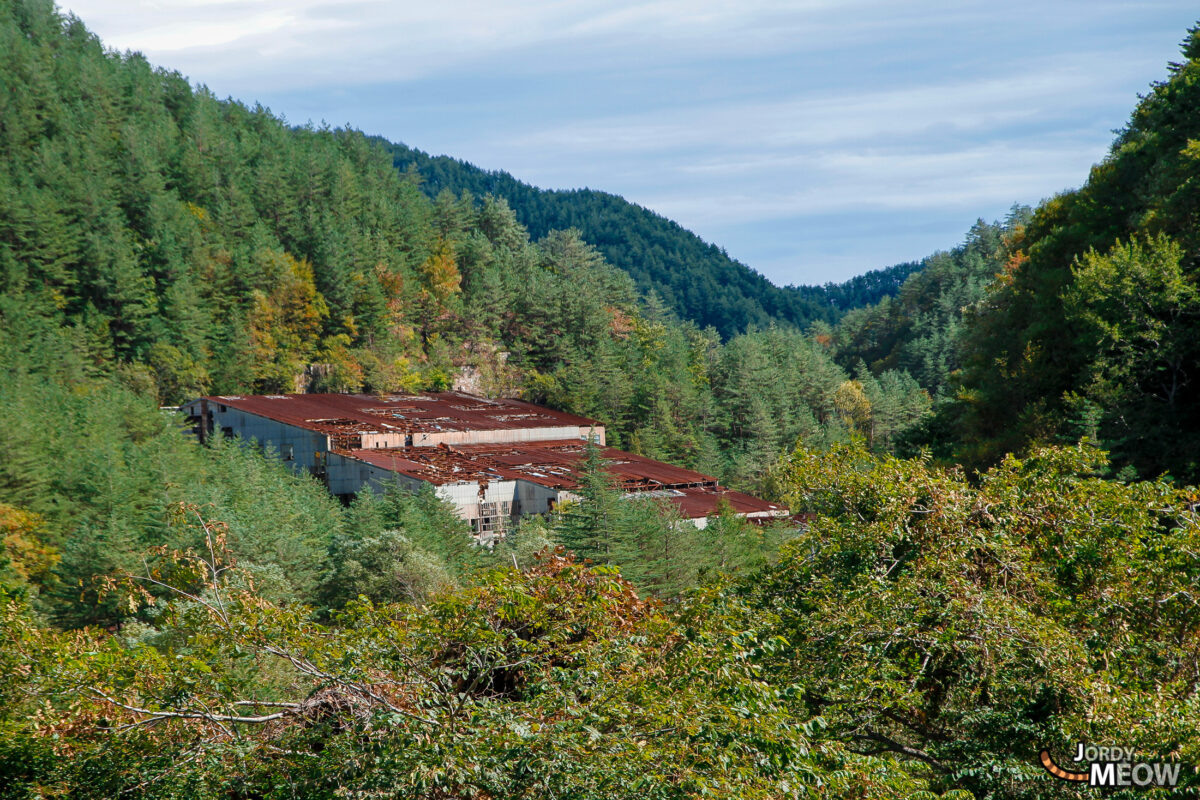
{"left": 833, "top": 378, "right": 871, "bottom": 438}
{"left": 419, "top": 236, "right": 463, "bottom": 305}
{"left": 0, "top": 504, "right": 57, "bottom": 598}
{"left": 246, "top": 251, "right": 330, "bottom": 391}
{"left": 0, "top": 516, "right": 940, "bottom": 799}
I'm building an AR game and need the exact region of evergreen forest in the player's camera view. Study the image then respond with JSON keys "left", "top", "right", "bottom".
{"left": 4, "top": 1, "right": 1200, "bottom": 797}
{"left": 388, "top": 141, "right": 924, "bottom": 337}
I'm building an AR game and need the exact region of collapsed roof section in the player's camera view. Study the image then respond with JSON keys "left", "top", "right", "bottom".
{"left": 342, "top": 445, "right": 516, "bottom": 487}
{"left": 342, "top": 440, "right": 714, "bottom": 489}
{"left": 339, "top": 441, "right": 788, "bottom": 521}
{"left": 666, "top": 487, "right": 787, "bottom": 520}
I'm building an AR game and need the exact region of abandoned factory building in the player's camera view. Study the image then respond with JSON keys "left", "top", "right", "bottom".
{"left": 182, "top": 392, "right": 788, "bottom": 535}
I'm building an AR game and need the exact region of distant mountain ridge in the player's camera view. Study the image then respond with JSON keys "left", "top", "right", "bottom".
{"left": 386, "top": 141, "right": 921, "bottom": 337}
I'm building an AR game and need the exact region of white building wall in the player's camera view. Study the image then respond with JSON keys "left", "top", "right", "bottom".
{"left": 359, "top": 432, "right": 408, "bottom": 449}
{"left": 321, "top": 454, "right": 525, "bottom": 525}
{"left": 435, "top": 480, "right": 521, "bottom": 521}
{"left": 414, "top": 426, "right": 605, "bottom": 447}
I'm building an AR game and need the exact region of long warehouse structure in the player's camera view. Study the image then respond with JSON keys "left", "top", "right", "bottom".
{"left": 182, "top": 392, "right": 787, "bottom": 535}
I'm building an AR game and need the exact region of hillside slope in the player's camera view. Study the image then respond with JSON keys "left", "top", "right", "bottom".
{"left": 941, "top": 24, "right": 1200, "bottom": 480}
{"left": 388, "top": 142, "right": 920, "bottom": 337}
{"left": 0, "top": 0, "right": 931, "bottom": 488}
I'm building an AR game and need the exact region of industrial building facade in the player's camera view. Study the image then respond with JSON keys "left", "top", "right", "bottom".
{"left": 181, "top": 392, "right": 787, "bottom": 535}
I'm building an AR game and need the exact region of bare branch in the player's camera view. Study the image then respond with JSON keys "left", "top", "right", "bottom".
{"left": 851, "top": 730, "right": 947, "bottom": 772}
{"left": 91, "top": 688, "right": 293, "bottom": 725}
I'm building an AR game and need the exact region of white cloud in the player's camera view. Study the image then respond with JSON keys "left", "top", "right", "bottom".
{"left": 114, "top": 11, "right": 296, "bottom": 50}
{"left": 61, "top": 0, "right": 1108, "bottom": 89}
{"left": 510, "top": 59, "right": 1144, "bottom": 155}
{"left": 623, "top": 144, "right": 1084, "bottom": 225}
{"left": 473, "top": 56, "right": 1138, "bottom": 236}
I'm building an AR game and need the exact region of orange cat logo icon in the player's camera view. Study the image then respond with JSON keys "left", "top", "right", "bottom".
{"left": 1039, "top": 750, "right": 1088, "bottom": 782}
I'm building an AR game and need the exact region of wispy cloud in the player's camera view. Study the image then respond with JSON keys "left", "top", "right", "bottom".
{"left": 485, "top": 58, "right": 1141, "bottom": 232}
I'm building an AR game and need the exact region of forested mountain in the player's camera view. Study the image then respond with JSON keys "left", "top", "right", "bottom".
{"left": 929, "top": 25, "right": 1200, "bottom": 480}
{"left": 822, "top": 23, "right": 1200, "bottom": 483}
{"left": 0, "top": 0, "right": 930, "bottom": 494}
{"left": 828, "top": 210, "right": 1029, "bottom": 396}
{"left": 821, "top": 258, "right": 924, "bottom": 311}
{"left": 6, "top": 3, "right": 1200, "bottom": 797}
{"left": 0, "top": 0, "right": 933, "bottom": 628}
{"left": 388, "top": 141, "right": 921, "bottom": 337}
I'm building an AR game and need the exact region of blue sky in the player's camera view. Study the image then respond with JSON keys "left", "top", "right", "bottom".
{"left": 63, "top": 1, "right": 1199, "bottom": 285}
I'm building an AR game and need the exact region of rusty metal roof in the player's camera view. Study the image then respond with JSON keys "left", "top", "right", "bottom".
{"left": 186, "top": 393, "right": 788, "bottom": 520}
{"left": 340, "top": 440, "right": 716, "bottom": 490}
{"left": 342, "top": 446, "right": 517, "bottom": 486}
{"left": 447, "top": 440, "right": 717, "bottom": 490}
{"left": 338, "top": 441, "right": 787, "bottom": 519}
{"left": 665, "top": 487, "right": 787, "bottom": 519}
{"left": 366, "top": 441, "right": 714, "bottom": 489}
{"left": 189, "top": 392, "right": 601, "bottom": 435}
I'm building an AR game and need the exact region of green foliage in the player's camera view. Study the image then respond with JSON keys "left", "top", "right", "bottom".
{"left": 549, "top": 442, "right": 794, "bottom": 596}
{"left": 831, "top": 214, "right": 1024, "bottom": 397}
{"left": 320, "top": 484, "right": 475, "bottom": 609}
{"left": 391, "top": 141, "right": 924, "bottom": 338}
{"left": 554, "top": 441, "right": 632, "bottom": 563}
{"left": 13, "top": 4, "right": 1200, "bottom": 794}
{"left": 941, "top": 27, "right": 1200, "bottom": 480}
{"left": 0, "top": 0, "right": 939, "bottom": 507}
{"left": 0, "top": 544, "right": 948, "bottom": 799}
{"left": 16, "top": 440, "right": 1199, "bottom": 798}
{"left": 320, "top": 526, "right": 455, "bottom": 608}
{"left": 1061, "top": 233, "right": 1198, "bottom": 469}
{"left": 0, "top": 299, "right": 339, "bottom": 624}
{"left": 756, "top": 440, "right": 1200, "bottom": 798}
{"left": 551, "top": 443, "right": 708, "bottom": 597}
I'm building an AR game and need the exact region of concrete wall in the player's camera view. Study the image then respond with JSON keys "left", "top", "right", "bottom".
{"left": 414, "top": 426, "right": 605, "bottom": 447}
{"left": 360, "top": 432, "right": 409, "bottom": 449}
{"left": 516, "top": 480, "right": 560, "bottom": 516}
{"left": 436, "top": 479, "right": 521, "bottom": 521}
{"left": 325, "top": 452, "right": 425, "bottom": 497}
{"left": 184, "top": 401, "right": 330, "bottom": 478}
